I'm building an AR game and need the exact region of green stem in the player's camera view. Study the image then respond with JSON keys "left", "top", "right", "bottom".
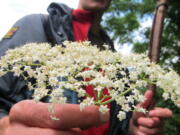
{"left": 17, "top": 61, "right": 43, "bottom": 66}
{"left": 95, "top": 95, "right": 111, "bottom": 105}
{"left": 100, "top": 98, "right": 114, "bottom": 105}
{"left": 97, "top": 90, "right": 102, "bottom": 100}
{"left": 100, "top": 87, "right": 133, "bottom": 105}
{"left": 143, "top": 78, "right": 156, "bottom": 85}
{"left": 119, "top": 87, "right": 132, "bottom": 96}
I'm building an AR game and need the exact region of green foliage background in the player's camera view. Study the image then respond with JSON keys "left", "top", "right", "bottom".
{"left": 102, "top": 0, "right": 180, "bottom": 134}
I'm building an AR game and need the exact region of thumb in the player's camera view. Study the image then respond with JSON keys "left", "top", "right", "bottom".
{"left": 139, "top": 89, "right": 154, "bottom": 109}
{"left": 132, "top": 90, "right": 154, "bottom": 124}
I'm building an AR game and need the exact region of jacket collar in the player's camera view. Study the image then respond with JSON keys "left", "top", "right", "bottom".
{"left": 46, "top": 3, "right": 74, "bottom": 45}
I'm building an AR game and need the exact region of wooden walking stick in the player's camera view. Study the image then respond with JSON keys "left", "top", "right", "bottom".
{"left": 148, "top": 0, "right": 169, "bottom": 92}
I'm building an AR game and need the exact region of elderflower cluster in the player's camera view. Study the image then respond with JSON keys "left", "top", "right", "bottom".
{"left": 0, "top": 41, "right": 179, "bottom": 121}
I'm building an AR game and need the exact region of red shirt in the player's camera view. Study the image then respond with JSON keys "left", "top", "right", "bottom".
{"left": 72, "top": 9, "right": 110, "bottom": 135}
{"left": 72, "top": 9, "right": 93, "bottom": 41}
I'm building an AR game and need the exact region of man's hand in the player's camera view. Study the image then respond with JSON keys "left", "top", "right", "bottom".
{"left": 129, "top": 90, "right": 172, "bottom": 135}
{"left": 0, "top": 100, "right": 109, "bottom": 135}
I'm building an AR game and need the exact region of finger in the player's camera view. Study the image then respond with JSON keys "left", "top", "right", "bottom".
{"left": 151, "top": 117, "right": 164, "bottom": 127}
{"left": 132, "top": 90, "right": 154, "bottom": 122}
{"left": 147, "top": 98, "right": 155, "bottom": 111}
{"left": 9, "top": 100, "right": 109, "bottom": 130}
{"left": 132, "top": 90, "right": 154, "bottom": 125}
{"left": 138, "top": 117, "right": 156, "bottom": 128}
{"left": 131, "top": 112, "right": 144, "bottom": 126}
{"left": 149, "top": 107, "right": 173, "bottom": 118}
{"left": 5, "top": 123, "right": 82, "bottom": 135}
{"left": 139, "top": 89, "right": 154, "bottom": 109}
{"left": 139, "top": 125, "right": 163, "bottom": 135}
{"left": 137, "top": 117, "right": 164, "bottom": 128}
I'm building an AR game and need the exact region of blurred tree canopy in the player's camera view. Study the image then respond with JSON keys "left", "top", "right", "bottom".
{"left": 103, "top": 0, "right": 180, "bottom": 73}
{"left": 102, "top": 0, "right": 180, "bottom": 134}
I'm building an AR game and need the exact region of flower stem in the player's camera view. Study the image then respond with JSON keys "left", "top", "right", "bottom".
{"left": 97, "top": 90, "right": 102, "bottom": 100}
{"left": 101, "top": 88, "right": 133, "bottom": 105}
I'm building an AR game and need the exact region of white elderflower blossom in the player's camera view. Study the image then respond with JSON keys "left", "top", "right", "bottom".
{"left": 0, "top": 41, "right": 179, "bottom": 121}
{"left": 113, "top": 80, "right": 124, "bottom": 90}
{"left": 135, "top": 80, "right": 147, "bottom": 88}
{"left": 90, "top": 77, "right": 113, "bottom": 88}
{"left": 77, "top": 88, "right": 86, "bottom": 97}
{"left": 12, "top": 66, "right": 22, "bottom": 76}
{"left": 24, "top": 66, "right": 36, "bottom": 77}
{"left": 0, "top": 69, "right": 5, "bottom": 76}
{"left": 134, "top": 106, "right": 148, "bottom": 114}
{"left": 109, "top": 90, "right": 119, "bottom": 99}
{"left": 27, "top": 82, "right": 34, "bottom": 90}
{"left": 162, "top": 92, "right": 170, "bottom": 100}
{"left": 137, "top": 95, "right": 146, "bottom": 102}
{"left": 129, "top": 71, "right": 138, "bottom": 81}
{"left": 94, "top": 86, "right": 103, "bottom": 92}
{"left": 117, "top": 111, "right": 126, "bottom": 121}
{"left": 49, "top": 87, "right": 67, "bottom": 104}
{"left": 99, "top": 105, "right": 109, "bottom": 114}
{"left": 33, "top": 87, "right": 49, "bottom": 102}
{"left": 49, "top": 77, "right": 59, "bottom": 86}
{"left": 80, "top": 97, "right": 95, "bottom": 111}
{"left": 76, "top": 70, "right": 98, "bottom": 78}
{"left": 121, "top": 104, "right": 131, "bottom": 112}
{"left": 115, "top": 96, "right": 126, "bottom": 105}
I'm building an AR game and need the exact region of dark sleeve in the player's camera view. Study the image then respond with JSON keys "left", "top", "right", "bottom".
{"left": 0, "top": 14, "right": 48, "bottom": 56}
{"left": 0, "top": 14, "right": 48, "bottom": 118}
{"left": 109, "top": 101, "right": 132, "bottom": 135}
{"left": 0, "top": 72, "right": 33, "bottom": 118}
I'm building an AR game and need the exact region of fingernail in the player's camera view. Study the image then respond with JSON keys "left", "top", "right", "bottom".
{"left": 100, "top": 112, "right": 110, "bottom": 123}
